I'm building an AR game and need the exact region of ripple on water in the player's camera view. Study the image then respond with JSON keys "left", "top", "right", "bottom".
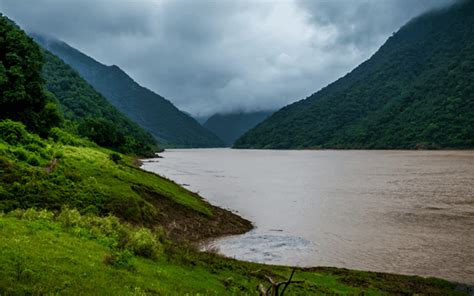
{"left": 207, "top": 231, "right": 314, "bottom": 264}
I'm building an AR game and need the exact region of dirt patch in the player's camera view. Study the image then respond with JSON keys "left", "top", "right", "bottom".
{"left": 132, "top": 185, "right": 253, "bottom": 243}
{"left": 43, "top": 158, "right": 59, "bottom": 173}
{"left": 132, "top": 158, "right": 143, "bottom": 167}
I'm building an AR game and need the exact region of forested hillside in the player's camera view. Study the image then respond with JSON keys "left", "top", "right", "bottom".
{"left": 0, "top": 16, "right": 61, "bottom": 136}
{"left": 235, "top": 0, "right": 474, "bottom": 149}
{"left": 41, "top": 49, "right": 157, "bottom": 155}
{"left": 204, "top": 111, "right": 273, "bottom": 146}
{"left": 33, "top": 34, "right": 224, "bottom": 148}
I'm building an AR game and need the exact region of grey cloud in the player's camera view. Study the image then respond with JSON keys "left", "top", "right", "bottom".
{"left": 298, "top": 0, "right": 454, "bottom": 48}
{"left": 0, "top": 0, "right": 455, "bottom": 116}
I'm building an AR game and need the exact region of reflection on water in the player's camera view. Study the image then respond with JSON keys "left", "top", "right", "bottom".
{"left": 142, "top": 149, "right": 474, "bottom": 284}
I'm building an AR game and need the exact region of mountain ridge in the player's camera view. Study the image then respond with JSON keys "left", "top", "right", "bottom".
{"left": 33, "top": 34, "right": 224, "bottom": 148}
{"left": 203, "top": 111, "right": 273, "bottom": 146}
{"left": 235, "top": 1, "right": 474, "bottom": 149}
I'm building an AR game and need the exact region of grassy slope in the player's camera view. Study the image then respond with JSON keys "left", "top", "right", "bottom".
{"left": 0, "top": 122, "right": 251, "bottom": 242}
{"left": 0, "top": 215, "right": 464, "bottom": 295}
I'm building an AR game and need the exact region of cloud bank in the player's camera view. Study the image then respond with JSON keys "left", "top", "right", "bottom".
{"left": 0, "top": 0, "right": 453, "bottom": 116}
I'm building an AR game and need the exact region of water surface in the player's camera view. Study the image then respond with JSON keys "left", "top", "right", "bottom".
{"left": 142, "top": 149, "right": 474, "bottom": 284}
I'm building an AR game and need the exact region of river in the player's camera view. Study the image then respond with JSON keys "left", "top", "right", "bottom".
{"left": 141, "top": 149, "right": 474, "bottom": 284}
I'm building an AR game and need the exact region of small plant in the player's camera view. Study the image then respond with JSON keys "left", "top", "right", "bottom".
{"left": 22, "top": 208, "right": 54, "bottom": 221}
{"left": 109, "top": 153, "right": 122, "bottom": 164}
{"left": 26, "top": 155, "right": 40, "bottom": 166}
{"left": 126, "top": 227, "right": 161, "bottom": 259}
{"left": 104, "top": 250, "right": 134, "bottom": 270}
{"left": 57, "top": 208, "right": 82, "bottom": 228}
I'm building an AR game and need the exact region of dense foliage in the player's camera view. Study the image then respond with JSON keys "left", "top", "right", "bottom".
{"left": 235, "top": 1, "right": 474, "bottom": 149}
{"left": 203, "top": 111, "right": 273, "bottom": 146}
{"left": 0, "top": 15, "right": 61, "bottom": 135}
{"left": 33, "top": 34, "right": 224, "bottom": 148}
{"left": 41, "top": 49, "right": 157, "bottom": 156}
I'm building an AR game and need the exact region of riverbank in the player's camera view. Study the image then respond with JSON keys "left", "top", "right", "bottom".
{"left": 0, "top": 125, "right": 469, "bottom": 294}
{"left": 0, "top": 212, "right": 469, "bottom": 295}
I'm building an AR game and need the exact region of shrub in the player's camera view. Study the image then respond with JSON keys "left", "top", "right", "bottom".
{"left": 0, "top": 120, "right": 44, "bottom": 146}
{"left": 126, "top": 228, "right": 161, "bottom": 259}
{"left": 104, "top": 250, "right": 134, "bottom": 270}
{"left": 109, "top": 152, "right": 122, "bottom": 164}
{"left": 48, "top": 127, "right": 95, "bottom": 147}
{"left": 56, "top": 208, "right": 82, "bottom": 228}
{"left": 7, "top": 207, "right": 163, "bottom": 260}
{"left": 26, "top": 155, "right": 40, "bottom": 166}
{"left": 12, "top": 148, "right": 28, "bottom": 161}
{"left": 6, "top": 208, "right": 54, "bottom": 221}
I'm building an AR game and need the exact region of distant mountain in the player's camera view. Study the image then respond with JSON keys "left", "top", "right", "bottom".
{"left": 194, "top": 115, "right": 210, "bottom": 125}
{"left": 33, "top": 34, "right": 224, "bottom": 148}
{"left": 235, "top": 0, "right": 474, "bottom": 149}
{"left": 203, "top": 111, "right": 273, "bottom": 146}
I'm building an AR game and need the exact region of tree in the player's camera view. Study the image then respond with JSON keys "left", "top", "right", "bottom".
{"left": 0, "top": 15, "right": 61, "bottom": 133}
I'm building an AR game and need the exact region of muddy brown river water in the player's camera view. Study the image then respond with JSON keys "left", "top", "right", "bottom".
{"left": 142, "top": 149, "right": 474, "bottom": 284}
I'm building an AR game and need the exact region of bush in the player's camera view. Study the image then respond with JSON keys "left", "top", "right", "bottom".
{"left": 26, "top": 155, "right": 40, "bottom": 166}
{"left": 104, "top": 250, "right": 134, "bottom": 270}
{"left": 48, "top": 127, "right": 95, "bottom": 147}
{"left": 0, "top": 120, "right": 44, "bottom": 147}
{"left": 56, "top": 208, "right": 82, "bottom": 228}
{"left": 109, "top": 153, "right": 122, "bottom": 164}
{"left": 126, "top": 228, "right": 161, "bottom": 259}
{"left": 7, "top": 208, "right": 54, "bottom": 221}
{"left": 8, "top": 207, "right": 163, "bottom": 260}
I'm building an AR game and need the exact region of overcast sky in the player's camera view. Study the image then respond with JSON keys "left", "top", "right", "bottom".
{"left": 0, "top": 0, "right": 454, "bottom": 116}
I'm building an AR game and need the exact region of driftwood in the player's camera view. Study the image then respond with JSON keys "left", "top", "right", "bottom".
{"left": 258, "top": 268, "right": 304, "bottom": 296}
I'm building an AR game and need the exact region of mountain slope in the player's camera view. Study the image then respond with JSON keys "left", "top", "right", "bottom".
{"left": 203, "top": 111, "right": 273, "bottom": 146}
{"left": 33, "top": 34, "right": 224, "bottom": 148}
{"left": 0, "top": 15, "right": 61, "bottom": 135}
{"left": 41, "top": 49, "right": 157, "bottom": 155}
{"left": 235, "top": 0, "right": 474, "bottom": 149}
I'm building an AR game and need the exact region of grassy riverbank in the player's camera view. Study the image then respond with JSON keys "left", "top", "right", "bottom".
{"left": 0, "top": 122, "right": 468, "bottom": 295}
{"left": 0, "top": 211, "right": 465, "bottom": 295}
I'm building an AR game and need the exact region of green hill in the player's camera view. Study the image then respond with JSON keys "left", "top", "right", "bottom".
{"left": 235, "top": 0, "right": 474, "bottom": 149}
{"left": 204, "top": 111, "right": 273, "bottom": 146}
{"left": 33, "top": 34, "right": 224, "bottom": 148}
{"left": 41, "top": 49, "right": 157, "bottom": 156}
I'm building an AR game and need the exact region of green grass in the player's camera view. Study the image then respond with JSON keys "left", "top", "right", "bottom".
{"left": 60, "top": 145, "right": 212, "bottom": 216}
{"left": 0, "top": 214, "right": 463, "bottom": 295}
{"left": 0, "top": 121, "right": 213, "bottom": 223}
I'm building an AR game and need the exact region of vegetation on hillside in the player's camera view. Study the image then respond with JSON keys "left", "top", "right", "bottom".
{"left": 0, "top": 14, "right": 156, "bottom": 156}
{"left": 0, "top": 15, "right": 62, "bottom": 136}
{"left": 41, "top": 49, "right": 157, "bottom": 156}
{"left": 33, "top": 34, "right": 225, "bottom": 148}
{"left": 235, "top": 1, "right": 474, "bottom": 149}
{"left": 204, "top": 111, "right": 273, "bottom": 146}
{"left": 0, "top": 209, "right": 466, "bottom": 295}
{"left": 0, "top": 120, "right": 251, "bottom": 241}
